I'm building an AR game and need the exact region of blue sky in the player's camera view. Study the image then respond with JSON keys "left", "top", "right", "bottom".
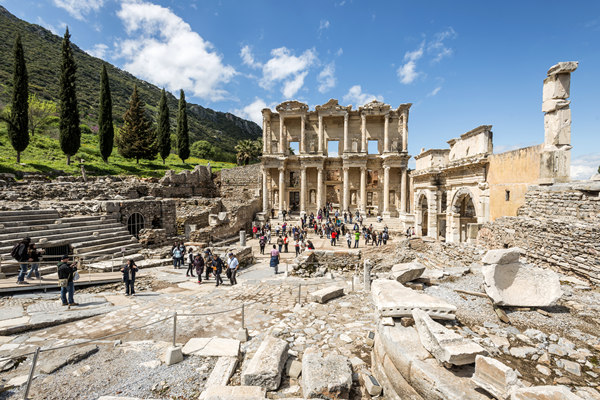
{"left": 2, "top": 0, "right": 599, "bottom": 178}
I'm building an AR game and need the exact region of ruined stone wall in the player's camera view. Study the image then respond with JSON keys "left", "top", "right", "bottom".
{"left": 189, "top": 197, "right": 261, "bottom": 243}
{"left": 517, "top": 183, "right": 600, "bottom": 221}
{"left": 291, "top": 249, "right": 362, "bottom": 277}
{"left": 100, "top": 199, "right": 177, "bottom": 237}
{"left": 217, "top": 163, "right": 262, "bottom": 199}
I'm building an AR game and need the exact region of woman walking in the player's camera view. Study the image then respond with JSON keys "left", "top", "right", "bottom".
{"left": 270, "top": 245, "right": 280, "bottom": 275}
{"left": 121, "top": 259, "right": 138, "bottom": 296}
{"left": 186, "top": 247, "right": 195, "bottom": 277}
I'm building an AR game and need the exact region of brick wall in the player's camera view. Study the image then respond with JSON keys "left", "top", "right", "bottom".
{"left": 217, "top": 164, "right": 262, "bottom": 199}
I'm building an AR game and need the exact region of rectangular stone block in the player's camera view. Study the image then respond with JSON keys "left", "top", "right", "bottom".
{"left": 203, "top": 385, "right": 266, "bottom": 400}
{"left": 410, "top": 359, "right": 490, "bottom": 400}
{"left": 472, "top": 355, "right": 522, "bottom": 399}
{"left": 390, "top": 262, "right": 425, "bottom": 283}
{"left": 511, "top": 385, "right": 583, "bottom": 400}
{"left": 182, "top": 337, "right": 240, "bottom": 358}
{"left": 241, "top": 335, "right": 288, "bottom": 390}
{"left": 544, "top": 108, "right": 571, "bottom": 146}
{"left": 302, "top": 352, "right": 352, "bottom": 399}
{"left": 543, "top": 74, "right": 571, "bottom": 101}
{"left": 308, "top": 286, "right": 344, "bottom": 303}
{"left": 205, "top": 357, "right": 238, "bottom": 387}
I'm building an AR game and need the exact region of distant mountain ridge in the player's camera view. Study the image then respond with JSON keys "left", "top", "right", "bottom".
{"left": 0, "top": 5, "right": 261, "bottom": 156}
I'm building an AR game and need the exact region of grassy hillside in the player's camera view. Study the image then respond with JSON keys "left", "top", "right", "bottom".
{"left": 0, "top": 5, "right": 261, "bottom": 163}
{"left": 0, "top": 124, "right": 234, "bottom": 178}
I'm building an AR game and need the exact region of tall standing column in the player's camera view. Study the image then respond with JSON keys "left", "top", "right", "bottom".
{"left": 361, "top": 114, "right": 367, "bottom": 153}
{"left": 402, "top": 109, "right": 408, "bottom": 152}
{"left": 383, "top": 166, "right": 390, "bottom": 215}
{"left": 343, "top": 113, "right": 349, "bottom": 153}
{"left": 360, "top": 167, "right": 367, "bottom": 214}
{"left": 300, "top": 167, "right": 307, "bottom": 214}
{"left": 383, "top": 113, "right": 390, "bottom": 153}
{"left": 318, "top": 115, "right": 324, "bottom": 154}
{"left": 400, "top": 168, "right": 407, "bottom": 214}
{"left": 262, "top": 167, "right": 269, "bottom": 212}
{"left": 278, "top": 167, "right": 285, "bottom": 213}
{"left": 262, "top": 115, "right": 269, "bottom": 154}
{"left": 279, "top": 116, "right": 285, "bottom": 153}
{"left": 342, "top": 167, "right": 349, "bottom": 212}
{"left": 316, "top": 167, "right": 323, "bottom": 211}
{"left": 300, "top": 114, "right": 306, "bottom": 154}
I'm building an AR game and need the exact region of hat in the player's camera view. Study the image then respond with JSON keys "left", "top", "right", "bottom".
{"left": 228, "top": 252, "right": 233, "bottom": 256}
{"left": 61, "top": 254, "right": 70, "bottom": 260}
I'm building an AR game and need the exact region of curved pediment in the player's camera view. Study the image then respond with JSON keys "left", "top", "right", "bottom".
{"left": 315, "top": 99, "right": 352, "bottom": 113}
{"left": 360, "top": 99, "right": 391, "bottom": 113}
{"left": 276, "top": 100, "right": 309, "bottom": 113}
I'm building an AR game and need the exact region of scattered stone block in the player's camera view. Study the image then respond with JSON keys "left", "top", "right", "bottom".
{"left": 381, "top": 317, "right": 394, "bottom": 326}
{"left": 39, "top": 345, "right": 98, "bottom": 374}
{"left": 241, "top": 335, "right": 288, "bottom": 390}
{"left": 205, "top": 357, "right": 238, "bottom": 387}
{"left": 400, "top": 317, "right": 414, "bottom": 327}
{"left": 389, "top": 262, "right": 425, "bottom": 283}
{"left": 511, "top": 385, "right": 583, "bottom": 400}
{"left": 203, "top": 385, "right": 266, "bottom": 400}
{"left": 412, "top": 309, "right": 486, "bottom": 366}
{"left": 285, "top": 359, "right": 302, "bottom": 379}
{"left": 182, "top": 337, "right": 240, "bottom": 358}
{"left": 365, "top": 331, "right": 375, "bottom": 347}
{"left": 482, "top": 263, "right": 562, "bottom": 307}
{"left": 302, "top": 351, "right": 353, "bottom": 400}
{"left": 372, "top": 279, "right": 457, "bottom": 320}
{"left": 557, "top": 359, "right": 581, "bottom": 376}
{"left": 482, "top": 248, "right": 522, "bottom": 265}
{"left": 360, "top": 372, "right": 383, "bottom": 397}
{"left": 472, "top": 355, "right": 523, "bottom": 399}
{"left": 308, "top": 286, "right": 344, "bottom": 304}
{"left": 164, "top": 346, "right": 183, "bottom": 366}
{"left": 7, "top": 374, "right": 32, "bottom": 388}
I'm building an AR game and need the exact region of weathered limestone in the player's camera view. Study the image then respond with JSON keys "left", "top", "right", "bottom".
{"left": 412, "top": 309, "right": 486, "bottom": 366}
{"left": 39, "top": 345, "right": 98, "bottom": 374}
{"left": 204, "top": 357, "right": 238, "bottom": 387}
{"left": 472, "top": 355, "right": 523, "bottom": 399}
{"left": 308, "top": 286, "right": 344, "bottom": 303}
{"left": 482, "top": 247, "right": 522, "bottom": 265}
{"left": 203, "top": 385, "right": 266, "bottom": 400}
{"left": 371, "top": 279, "right": 457, "bottom": 320}
{"left": 360, "top": 372, "right": 383, "bottom": 397}
{"left": 302, "top": 351, "right": 353, "bottom": 399}
{"left": 241, "top": 335, "right": 289, "bottom": 391}
{"left": 389, "top": 261, "right": 426, "bottom": 283}
{"left": 511, "top": 385, "right": 583, "bottom": 400}
{"left": 182, "top": 337, "right": 240, "bottom": 358}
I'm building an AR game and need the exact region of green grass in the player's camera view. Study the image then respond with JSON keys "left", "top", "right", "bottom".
{"left": 0, "top": 124, "right": 234, "bottom": 178}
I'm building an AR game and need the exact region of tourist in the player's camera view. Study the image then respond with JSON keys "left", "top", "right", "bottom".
{"left": 11, "top": 236, "right": 32, "bottom": 284}
{"left": 277, "top": 235, "right": 283, "bottom": 253}
{"left": 377, "top": 215, "right": 382, "bottom": 223}
{"left": 382, "top": 231, "right": 389, "bottom": 245}
{"left": 227, "top": 252, "right": 239, "bottom": 285}
{"left": 252, "top": 224, "right": 258, "bottom": 238}
{"left": 211, "top": 254, "right": 224, "bottom": 286}
{"left": 25, "top": 243, "right": 43, "bottom": 281}
{"left": 282, "top": 209, "right": 287, "bottom": 222}
{"left": 57, "top": 255, "right": 78, "bottom": 306}
{"left": 121, "top": 259, "right": 138, "bottom": 296}
{"left": 270, "top": 245, "right": 280, "bottom": 274}
{"left": 172, "top": 244, "right": 183, "bottom": 269}
{"left": 186, "top": 247, "right": 195, "bottom": 277}
{"left": 295, "top": 238, "right": 301, "bottom": 256}
{"left": 283, "top": 234, "right": 289, "bottom": 253}
{"left": 331, "top": 229, "right": 337, "bottom": 246}
{"left": 346, "top": 231, "right": 352, "bottom": 248}
{"left": 354, "top": 230, "right": 360, "bottom": 248}
{"left": 307, "top": 240, "right": 315, "bottom": 250}
{"left": 266, "top": 227, "right": 272, "bottom": 243}
{"left": 204, "top": 249, "right": 213, "bottom": 281}
{"left": 259, "top": 234, "right": 266, "bottom": 255}
{"left": 194, "top": 254, "right": 204, "bottom": 284}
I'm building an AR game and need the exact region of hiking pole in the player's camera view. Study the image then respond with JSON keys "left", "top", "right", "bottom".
{"left": 23, "top": 346, "right": 40, "bottom": 400}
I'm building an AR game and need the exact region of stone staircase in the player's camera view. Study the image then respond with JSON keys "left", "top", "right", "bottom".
{"left": 0, "top": 209, "right": 144, "bottom": 277}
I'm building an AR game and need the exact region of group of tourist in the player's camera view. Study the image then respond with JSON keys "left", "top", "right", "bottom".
{"left": 11, "top": 236, "right": 44, "bottom": 284}
{"left": 171, "top": 242, "right": 240, "bottom": 287}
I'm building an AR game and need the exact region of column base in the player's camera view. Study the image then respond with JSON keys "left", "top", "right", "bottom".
{"left": 382, "top": 211, "right": 392, "bottom": 219}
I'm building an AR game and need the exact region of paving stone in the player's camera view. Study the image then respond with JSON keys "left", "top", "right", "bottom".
{"left": 302, "top": 351, "right": 352, "bottom": 399}
{"left": 511, "top": 385, "right": 583, "bottom": 399}
{"left": 472, "top": 355, "right": 523, "bottom": 399}
{"left": 241, "top": 335, "right": 288, "bottom": 390}
{"left": 38, "top": 344, "right": 99, "bottom": 374}
{"left": 0, "top": 306, "right": 24, "bottom": 321}
{"left": 203, "top": 385, "right": 266, "bottom": 400}
{"left": 308, "top": 286, "right": 344, "bottom": 304}
{"left": 182, "top": 337, "right": 240, "bottom": 358}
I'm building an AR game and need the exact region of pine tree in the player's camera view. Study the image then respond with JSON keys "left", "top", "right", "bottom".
{"left": 176, "top": 89, "right": 190, "bottom": 163}
{"left": 98, "top": 64, "right": 114, "bottom": 162}
{"left": 157, "top": 89, "right": 171, "bottom": 164}
{"left": 8, "top": 34, "right": 29, "bottom": 163}
{"left": 116, "top": 85, "right": 157, "bottom": 164}
{"left": 58, "top": 28, "right": 81, "bottom": 165}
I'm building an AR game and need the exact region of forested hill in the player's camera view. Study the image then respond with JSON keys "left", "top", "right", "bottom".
{"left": 0, "top": 5, "right": 261, "bottom": 154}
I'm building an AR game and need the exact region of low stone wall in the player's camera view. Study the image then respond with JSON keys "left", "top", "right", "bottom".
{"left": 406, "top": 239, "right": 484, "bottom": 270}
{"left": 101, "top": 198, "right": 177, "bottom": 237}
{"left": 189, "top": 197, "right": 261, "bottom": 243}
{"left": 518, "top": 182, "right": 600, "bottom": 221}
{"left": 217, "top": 164, "right": 262, "bottom": 199}
{"left": 291, "top": 249, "right": 362, "bottom": 277}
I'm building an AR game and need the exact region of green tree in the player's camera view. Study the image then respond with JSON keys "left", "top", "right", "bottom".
{"left": 235, "top": 139, "right": 261, "bottom": 166}
{"left": 176, "top": 89, "right": 190, "bottom": 163}
{"left": 28, "top": 94, "right": 57, "bottom": 136}
{"left": 98, "top": 64, "right": 114, "bottom": 162}
{"left": 116, "top": 85, "right": 157, "bottom": 163}
{"left": 7, "top": 34, "right": 29, "bottom": 163}
{"left": 190, "top": 140, "right": 214, "bottom": 160}
{"left": 157, "top": 89, "right": 171, "bottom": 164}
{"left": 58, "top": 28, "right": 81, "bottom": 165}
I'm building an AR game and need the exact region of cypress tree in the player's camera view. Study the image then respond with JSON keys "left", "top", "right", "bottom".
{"left": 176, "top": 89, "right": 190, "bottom": 163}
{"left": 116, "top": 85, "right": 157, "bottom": 163}
{"left": 58, "top": 28, "right": 81, "bottom": 165}
{"left": 157, "top": 89, "right": 171, "bottom": 164}
{"left": 7, "top": 34, "right": 29, "bottom": 163}
{"left": 98, "top": 64, "right": 114, "bottom": 162}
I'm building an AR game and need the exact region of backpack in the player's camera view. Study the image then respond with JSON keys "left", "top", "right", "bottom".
{"left": 11, "top": 243, "right": 24, "bottom": 260}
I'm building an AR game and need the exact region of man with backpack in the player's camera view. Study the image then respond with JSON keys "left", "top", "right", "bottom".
{"left": 57, "top": 255, "right": 78, "bottom": 306}
{"left": 12, "top": 237, "right": 32, "bottom": 285}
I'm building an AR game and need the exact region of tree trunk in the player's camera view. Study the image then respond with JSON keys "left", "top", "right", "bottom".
{"left": 16, "top": 151, "right": 20, "bottom": 163}
{"left": 162, "top": 158, "right": 165, "bottom": 165}
{"left": 67, "top": 155, "right": 71, "bottom": 165}
{"left": 136, "top": 158, "right": 139, "bottom": 164}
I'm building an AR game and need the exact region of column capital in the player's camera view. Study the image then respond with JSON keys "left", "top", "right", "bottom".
{"left": 343, "top": 166, "right": 350, "bottom": 172}
{"left": 278, "top": 166, "right": 285, "bottom": 172}
{"left": 344, "top": 113, "right": 349, "bottom": 121}
{"left": 360, "top": 166, "right": 367, "bottom": 172}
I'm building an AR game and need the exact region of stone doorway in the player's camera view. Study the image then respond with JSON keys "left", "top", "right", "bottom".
{"left": 326, "top": 185, "right": 340, "bottom": 205}
{"left": 127, "top": 212, "right": 145, "bottom": 238}
{"left": 289, "top": 191, "right": 300, "bottom": 212}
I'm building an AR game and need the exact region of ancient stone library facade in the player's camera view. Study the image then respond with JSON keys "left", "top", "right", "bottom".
{"left": 261, "top": 99, "right": 411, "bottom": 218}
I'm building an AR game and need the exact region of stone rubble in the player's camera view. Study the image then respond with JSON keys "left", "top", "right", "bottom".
{"left": 301, "top": 350, "right": 353, "bottom": 399}
{"left": 389, "top": 261, "right": 426, "bottom": 283}
{"left": 241, "top": 335, "right": 288, "bottom": 390}
{"left": 471, "top": 355, "right": 523, "bottom": 399}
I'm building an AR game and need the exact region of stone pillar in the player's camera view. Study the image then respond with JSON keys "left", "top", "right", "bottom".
{"left": 400, "top": 168, "right": 407, "bottom": 214}
{"left": 239, "top": 230, "right": 246, "bottom": 247}
{"left": 278, "top": 167, "right": 285, "bottom": 213}
{"left": 383, "top": 113, "right": 390, "bottom": 153}
{"left": 361, "top": 114, "right": 367, "bottom": 153}
{"left": 278, "top": 116, "right": 285, "bottom": 154}
{"left": 360, "top": 167, "right": 367, "bottom": 214}
{"left": 316, "top": 167, "right": 323, "bottom": 211}
{"left": 318, "top": 114, "right": 324, "bottom": 154}
{"left": 262, "top": 115, "right": 269, "bottom": 154}
{"left": 382, "top": 166, "right": 390, "bottom": 217}
{"left": 342, "top": 167, "right": 349, "bottom": 212}
{"left": 343, "top": 113, "right": 349, "bottom": 153}
{"left": 262, "top": 167, "right": 269, "bottom": 212}
{"left": 363, "top": 259, "right": 372, "bottom": 292}
{"left": 300, "top": 167, "right": 307, "bottom": 215}
{"left": 428, "top": 191, "right": 438, "bottom": 239}
{"left": 402, "top": 109, "right": 408, "bottom": 152}
{"left": 300, "top": 114, "right": 306, "bottom": 154}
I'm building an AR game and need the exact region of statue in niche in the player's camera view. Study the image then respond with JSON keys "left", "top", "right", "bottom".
{"left": 310, "top": 189, "right": 316, "bottom": 204}
{"left": 351, "top": 191, "right": 357, "bottom": 205}
{"left": 274, "top": 190, "right": 279, "bottom": 206}
{"left": 352, "top": 139, "right": 359, "bottom": 152}
{"left": 309, "top": 140, "right": 316, "bottom": 153}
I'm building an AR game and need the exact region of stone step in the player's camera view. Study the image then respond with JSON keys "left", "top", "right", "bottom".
{"left": 75, "top": 238, "right": 138, "bottom": 255}
{"left": 0, "top": 216, "right": 62, "bottom": 227}
{"left": 0, "top": 223, "right": 126, "bottom": 244}
{"left": 0, "top": 217, "right": 117, "bottom": 235}
{"left": 71, "top": 233, "right": 136, "bottom": 249}
{"left": 87, "top": 256, "right": 169, "bottom": 272}
{"left": 79, "top": 243, "right": 141, "bottom": 260}
{"left": 0, "top": 209, "right": 58, "bottom": 220}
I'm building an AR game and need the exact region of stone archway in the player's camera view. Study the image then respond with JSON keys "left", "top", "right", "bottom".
{"left": 416, "top": 192, "right": 429, "bottom": 237}
{"left": 450, "top": 188, "right": 477, "bottom": 242}
{"left": 127, "top": 212, "right": 145, "bottom": 238}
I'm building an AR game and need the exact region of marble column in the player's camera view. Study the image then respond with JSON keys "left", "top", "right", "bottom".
{"left": 383, "top": 166, "right": 390, "bottom": 215}
{"left": 342, "top": 167, "right": 349, "bottom": 212}
{"left": 262, "top": 115, "right": 269, "bottom": 154}
{"left": 300, "top": 114, "right": 306, "bottom": 154}
{"left": 318, "top": 114, "right": 324, "bottom": 154}
{"left": 361, "top": 114, "right": 367, "bottom": 153}
{"left": 383, "top": 113, "right": 390, "bottom": 153}
{"left": 279, "top": 116, "right": 285, "bottom": 154}
{"left": 343, "top": 113, "right": 349, "bottom": 153}
{"left": 300, "top": 167, "right": 307, "bottom": 214}
{"left": 400, "top": 168, "right": 407, "bottom": 214}
{"left": 316, "top": 167, "right": 323, "bottom": 211}
{"left": 262, "top": 167, "right": 269, "bottom": 212}
{"left": 402, "top": 109, "right": 408, "bottom": 152}
{"left": 278, "top": 167, "right": 285, "bottom": 213}
{"left": 360, "top": 167, "right": 367, "bottom": 214}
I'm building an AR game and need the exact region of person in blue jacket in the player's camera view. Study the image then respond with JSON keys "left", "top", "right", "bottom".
{"left": 121, "top": 259, "right": 139, "bottom": 296}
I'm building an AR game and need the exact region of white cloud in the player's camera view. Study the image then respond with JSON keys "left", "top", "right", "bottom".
{"left": 342, "top": 85, "right": 383, "bottom": 106}
{"left": 52, "top": 0, "right": 104, "bottom": 21}
{"left": 336, "top": 48, "right": 343, "bottom": 56}
{"left": 233, "top": 98, "right": 267, "bottom": 125}
{"left": 571, "top": 153, "right": 600, "bottom": 180}
{"left": 397, "top": 43, "right": 424, "bottom": 84}
{"left": 115, "top": 1, "right": 236, "bottom": 102}
{"left": 86, "top": 43, "right": 108, "bottom": 59}
{"left": 428, "top": 27, "right": 457, "bottom": 62}
{"left": 36, "top": 17, "right": 58, "bottom": 34}
{"left": 317, "top": 62, "right": 336, "bottom": 93}
{"left": 240, "top": 45, "right": 261, "bottom": 69}
{"left": 428, "top": 86, "right": 442, "bottom": 96}
{"left": 318, "top": 19, "right": 330, "bottom": 35}
{"left": 260, "top": 47, "right": 317, "bottom": 98}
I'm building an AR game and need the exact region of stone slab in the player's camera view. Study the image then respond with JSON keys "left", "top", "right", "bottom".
{"left": 98, "top": 397, "right": 161, "bottom": 400}
{"left": 372, "top": 279, "right": 456, "bottom": 320}
{"left": 361, "top": 372, "right": 382, "bottom": 396}
{"left": 547, "top": 61, "right": 578, "bottom": 76}
{"left": 308, "top": 286, "right": 344, "bottom": 304}
{"left": 412, "top": 309, "right": 486, "bottom": 366}
{"left": 377, "top": 324, "right": 431, "bottom": 379}
{"left": 482, "top": 263, "right": 562, "bottom": 307}
{"left": 205, "top": 357, "right": 238, "bottom": 387}
{"left": 285, "top": 359, "right": 302, "bottom": 379}
{"left": 482, "top": 248, "right": 522, "bottom": 265}
{"left": 511, "top": 385, "right": 583, "bottom": 400}
{"left": 241, "top": 335, "right": 288, "bottom": 390}
{"left": 302, "top": 352, "right": 352, "bottom": 400}
{"left": 39, "top": 344, "right": 99, "bottom": 374}
{"left": 204, "top": 385, "right": 266, "bottom": 400}
{"left": 182, "top": 337, "right": 240, "bottom": 358}
{"left": 0, "top": 306, "right": 24, "bottom": 321}
{"left": 472, "top": 355, "right": 522, "bottom": 400}
{"left": 390, "top": 262, "right": 425, "bottom": 283}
